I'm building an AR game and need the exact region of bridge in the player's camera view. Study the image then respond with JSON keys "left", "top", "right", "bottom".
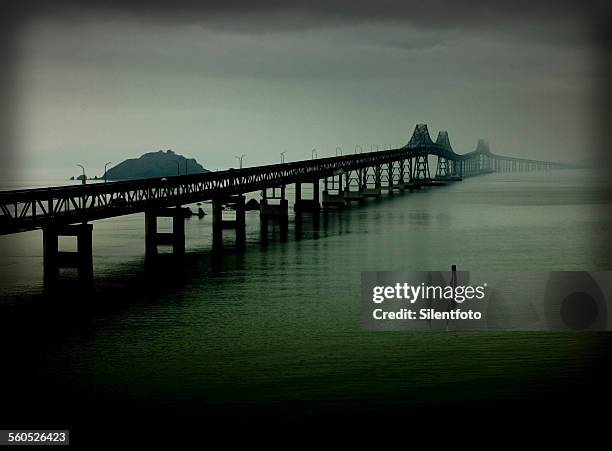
{"left": 0, "top": 124, "right": 569, "bottom": 281}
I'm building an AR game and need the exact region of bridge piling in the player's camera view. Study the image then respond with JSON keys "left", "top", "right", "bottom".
{"left": 213, "top": 195, "right": 246, "bottom": 250}
{"left": 343, "top": 169, "right": 365, "bottom": 202}
{"left": 435, "top": 156, "right": 449, "bottom": 179}
{"left": 260, "top": 186, "right": 289, "bottom": 218}
{"left": 360, "top": 165, "right": 382, "bottom": 198}
{"left": 390, "top": 160, "right": 406, "bottom": 191}
{"left": 294, "top": 180, "right": 321, "bottom": 212}
{"left": 145, "top": 207, "right": 186, "bottom": 257}
{"left": 43, "top": 223, "right": 93, "bottom": 282}
{"left": 322, "top": 173, "right": 346, "bottom": 207}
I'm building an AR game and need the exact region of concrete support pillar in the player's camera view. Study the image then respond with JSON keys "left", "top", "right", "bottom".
{"left": 43, "top": 223, "right": 93, "bottom": 282}
{"left": 145, "top": 207, "right": 186, "bottom": 257}
{"left": 294, "top": 180, "right": 321, "bottom": 212}
{"left": 173, "top": 211, "right": 186, "bottom": 254}
{"left": 212, "top": 198, "right": 223, "bottom": 247}
{"left": 145, "top": 210, "right": 157, "bottom": 258}
{"left": 78, "top": 225, "right": 94, "bottom": 281}
{"left": 212, "top": 195, "right": 245, "bottom": 250}
{"left": 43, "top": 228, "right": 59, "bottom": 281}
{"left": 235, "top": 196, "right": 246, "bottom": 249}
{"left": 295, "top": 182, "right": 301, "bottom": 204}
{"left": 260, "top": 186, "right": 288, "bottom": 218}
{"left": 322, "top": 175, "right": 345, "bottom": 207}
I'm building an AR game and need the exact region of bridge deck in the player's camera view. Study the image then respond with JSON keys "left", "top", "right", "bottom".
{"left": 0, "top": 145, "right": 566, "bottom": 235}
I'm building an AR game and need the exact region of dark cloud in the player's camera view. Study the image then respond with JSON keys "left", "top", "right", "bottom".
{"left": 1, "top": 0, "right": 611, "bottom": 170}
{"left": 4, "top": 1, "right": 610, "bottom": 35}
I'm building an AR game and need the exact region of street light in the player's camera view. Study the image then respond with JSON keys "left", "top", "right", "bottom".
{"left": 236, "top": 154, "right": 246, "bottom": 169}
{"left": 77, "top": 164, "right": 86, "bottom": 185}
{"left": 311, "top": 149, "right": 317, "bottom": 160}
{"left": 104, "top": 161, "right": 111, "bottom": 183}
{"left": 335, "top": 146, "right": 342, "bottom": 157}
{"left": 355, "top": 145, "right": 363, "bottom": 154}
{"left": 280, "top": 151, "right": 286, "bottom": 164}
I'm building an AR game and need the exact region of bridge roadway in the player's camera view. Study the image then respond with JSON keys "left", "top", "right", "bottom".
{"left": 0, "top": 124, "right": 569, "bottom": 281}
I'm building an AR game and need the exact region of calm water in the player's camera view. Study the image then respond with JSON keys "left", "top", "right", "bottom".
{"left": 1, "top": 169, "right": 612, "bottom": 420}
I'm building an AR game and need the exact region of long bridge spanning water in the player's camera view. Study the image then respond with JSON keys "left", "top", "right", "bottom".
{"left": 0, "top": 124, "right": 569, "bottom": 280}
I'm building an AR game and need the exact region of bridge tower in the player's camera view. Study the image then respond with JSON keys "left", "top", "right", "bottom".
{"left": 434, "top": 131, "right": 452, "bottom": 179}
{"left": 404, "top": 124, "right": 435, "bottom": 184}
{"left": 475, "top": 139, "right": 492, "bottom": 173}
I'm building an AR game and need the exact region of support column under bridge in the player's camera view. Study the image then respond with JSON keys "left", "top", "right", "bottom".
{"left": 322, "top": 172, "right": 346, "bottom": 207}
{"left": 294, "top": 179, "right": 321, "bottom": 212}
{"left": 260, "top": 186, "right": 289, "bottom": 218}
{"left": 212, "top": 195, "right": 246, "bottom": 250}
{"left": 43, "top": 223, "right": 93, "bottom": 282}
{"left": 145, "top": 207, "right": 186, "bottom": 257}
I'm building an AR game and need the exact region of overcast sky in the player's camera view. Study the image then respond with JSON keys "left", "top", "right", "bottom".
{"left": 2, "top": 1, "right": 610, "bottom": 175}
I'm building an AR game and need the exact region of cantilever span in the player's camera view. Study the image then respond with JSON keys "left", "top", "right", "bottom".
{"left": 0, "top": 123, "right": 569, "bottom": 281}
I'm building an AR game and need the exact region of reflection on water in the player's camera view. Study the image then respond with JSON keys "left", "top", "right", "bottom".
{"left": 0, "top": 169, "right": 611, "bottom": 422}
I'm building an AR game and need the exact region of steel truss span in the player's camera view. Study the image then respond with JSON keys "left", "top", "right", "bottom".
{"left": 0, "top": 124, "right": 569, "bottom": 235}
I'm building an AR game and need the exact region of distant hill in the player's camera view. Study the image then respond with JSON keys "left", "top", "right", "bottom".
{"left": 103, "top": 150, "right": 209, "bottom": 180}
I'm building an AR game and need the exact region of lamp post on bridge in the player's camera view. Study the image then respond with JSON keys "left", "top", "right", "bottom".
{"left": 104, "top": 161, "right": 111, "bottom": 183}
{"left": 336, "top": 146, "right": 342, "bottom": 157}
{"left": 77, "top": 164, "right": 86, "bottom": 185}
{"left": 355, "top": 145, "right": 363, "bottom": 154}
{"left": 311, "top": 149, "right": 317, "bottom": 160}
{"left": 280, "top": 151, "right": 286, "bottom": 164}
{"left": 236, "top": 154, "right": 246, "bottom": 169}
